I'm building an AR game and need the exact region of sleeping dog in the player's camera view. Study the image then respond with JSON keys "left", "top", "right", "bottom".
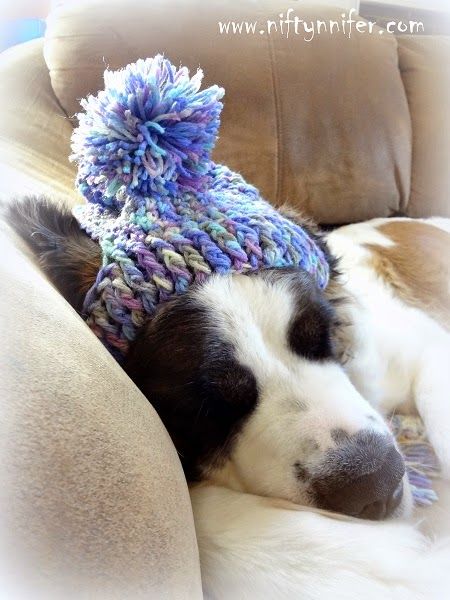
{"left": 7, "top": 198, "right": 450, "bottom": 598}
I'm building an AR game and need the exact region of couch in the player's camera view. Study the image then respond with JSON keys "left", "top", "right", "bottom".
{"left": 0, "top": 1, "right": 448, "bottom": 597}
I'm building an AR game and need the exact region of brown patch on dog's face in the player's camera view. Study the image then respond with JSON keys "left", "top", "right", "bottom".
{"left": 6, "top": 196, "right": 102, "bottom": 313}
{"left": 365, "top": 221, "right": 450, "bottom": 330}
{"left": 68, "top": 240, "right": 102, "bottom": 297}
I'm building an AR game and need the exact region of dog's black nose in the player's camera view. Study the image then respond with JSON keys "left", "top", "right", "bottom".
{"left": 312, "top": 432, "right": 405, "bottom": 520}
{"left": 357, "top": 480, "right": 404, "bottom": 519}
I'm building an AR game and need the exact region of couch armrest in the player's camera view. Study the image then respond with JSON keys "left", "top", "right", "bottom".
{"left": 0, "top": 220, "right": 202, "bottom": 598}
{"left": 0, "top": 38, "right": 77, "bottom": 200}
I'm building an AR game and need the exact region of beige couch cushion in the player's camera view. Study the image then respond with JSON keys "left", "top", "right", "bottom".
{"left": 0, "top": 218, "right": 202, "bottom": 598}
{"left": 398, "top": 35, "right": 450, "bottom": 218}
{"left": 43, "top": 0, "right": 414, "bottom": 224}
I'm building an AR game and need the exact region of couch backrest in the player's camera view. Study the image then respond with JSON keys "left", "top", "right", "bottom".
{"left": 43, "top": 0, "right": 450, "bottom": 223}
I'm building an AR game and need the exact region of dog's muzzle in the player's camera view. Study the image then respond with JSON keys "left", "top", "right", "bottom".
{"left": 312, "top": 431, "right": 405, "bottom": 520}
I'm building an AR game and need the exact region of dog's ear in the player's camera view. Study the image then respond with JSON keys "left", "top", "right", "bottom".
{"left": 4, "top": 196, "right": 101, "bottom": 313}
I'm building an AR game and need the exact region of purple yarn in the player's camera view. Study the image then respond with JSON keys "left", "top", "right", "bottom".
{"left": 72, "top": 57, "right": 223, "bottom": 209}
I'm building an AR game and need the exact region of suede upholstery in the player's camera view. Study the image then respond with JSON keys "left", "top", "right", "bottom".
{"left": 0, "top": 1, "right": 449, "bottom": 597}
{"left": 397, "top": 35, "right": 450, "bottom": 218}
{"left": 42, "top": 0, "right": 450, "bottom": 223}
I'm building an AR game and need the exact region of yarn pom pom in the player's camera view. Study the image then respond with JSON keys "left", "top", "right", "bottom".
{"left": 71, "top": 55, "right": 225, "bottom": 210}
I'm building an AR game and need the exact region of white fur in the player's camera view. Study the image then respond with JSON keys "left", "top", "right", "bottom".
{"left": 195, "top": 274, "right": 392, "bottom": 504}
{"left": 327, "top": 218, "right": 450, "bottom": 473}
{"left": 192, "top": 486, "right": 449, "bottom": 600}
{"left": 191, "top": 217, "right": 450, "bottom": 598}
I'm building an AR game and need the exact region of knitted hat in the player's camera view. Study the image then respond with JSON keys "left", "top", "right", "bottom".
{"left": 71, "top": 55, "right": 330, "bottom": 358}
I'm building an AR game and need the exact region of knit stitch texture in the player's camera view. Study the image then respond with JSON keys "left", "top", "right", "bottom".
{"left": 71, "top": 56, "right": 330, "bottom": 358}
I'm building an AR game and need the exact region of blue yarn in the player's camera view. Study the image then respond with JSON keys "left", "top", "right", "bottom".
{"left": 72, "top": 57, "right": 224, "bottom": 210}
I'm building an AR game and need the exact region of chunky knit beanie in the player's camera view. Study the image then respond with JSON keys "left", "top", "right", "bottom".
{"left": 71, "top": 55, "right": 330, "bottom": 358}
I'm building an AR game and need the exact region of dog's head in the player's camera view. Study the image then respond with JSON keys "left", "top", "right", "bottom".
{"left": 7, "top": 198, "right": 411, "bottom": 520}
{"left": 126, "top": 268, "right": 411, "bottom": 520}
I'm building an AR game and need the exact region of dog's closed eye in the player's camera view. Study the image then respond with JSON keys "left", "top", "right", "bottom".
{"left": 288, "top": 300, "right": 335, "bottom": 361}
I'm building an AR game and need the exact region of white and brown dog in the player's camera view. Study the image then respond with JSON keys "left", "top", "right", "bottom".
{"left": 8, "top": 199, "right": 450, "bottom": 598}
